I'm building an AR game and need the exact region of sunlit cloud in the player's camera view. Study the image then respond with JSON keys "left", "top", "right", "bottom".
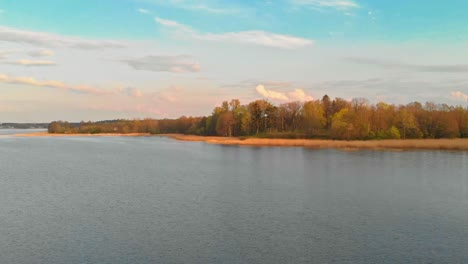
{"left": 121, "top": 55, "right": 201, "bottom": 73}
{"left": 0, "top": 26, "right": 126, "bottom": 49}
{"left": 288, "top": 88, "right": 314, "bottom": 101}
{"left": 0, "top": 50, "right": 18, "bottom": 59}
{"left": 28, "top": 49, "right": 54, "bottom": 57}
{"left": 451, "top": 91, "right": 468, "bottom": 101}
{"left": 0, "top": 73, "right": 113, "bottom": 95}
{"left": 256, "top": 85, "right": 289, "bottom": 100}
{"left": 256, "top": 85, "right": 314, "bottom": 101}
{"left": 0, "top": 73, "right": 145, "bottom": 97}
{"left": 4, "top": 59, "right": 56, "bottom": 66}
{"left": 155, "top": 17, "right": 313, "bottom": 49}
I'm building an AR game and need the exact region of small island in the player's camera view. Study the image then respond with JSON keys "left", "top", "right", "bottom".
{"left": 15, "top": 96, "right": 468, "bottom": 150}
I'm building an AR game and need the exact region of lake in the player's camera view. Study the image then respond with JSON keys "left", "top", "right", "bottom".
{"left": 0, "top": 131, "right": 467, "bottom": 263}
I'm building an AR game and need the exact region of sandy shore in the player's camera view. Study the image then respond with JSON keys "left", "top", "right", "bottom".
{"left": 13, "top": 132, "right": 152, "bottom": 137}
{"left": 162, "top": 134, "right": 468, "bottom": 151}
{"left": 10, "top": 132, "right": 468, "bottom": 150}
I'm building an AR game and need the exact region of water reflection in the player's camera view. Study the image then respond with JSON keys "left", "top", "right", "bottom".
{"left": 0, "top": 137, "right": 466, "bottom": 263}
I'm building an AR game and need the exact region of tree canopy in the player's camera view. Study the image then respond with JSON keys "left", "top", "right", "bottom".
{"left": 48, "top": 96, "right": 468, "bottom": 140}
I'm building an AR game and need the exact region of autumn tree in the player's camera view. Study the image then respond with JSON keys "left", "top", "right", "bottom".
{"left": 302, "top": 100, "right": 325, "bottom": 136}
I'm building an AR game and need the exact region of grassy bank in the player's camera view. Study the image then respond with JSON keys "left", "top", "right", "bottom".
{"left": 163, "top": 134, "right": 468, "bottom": 151}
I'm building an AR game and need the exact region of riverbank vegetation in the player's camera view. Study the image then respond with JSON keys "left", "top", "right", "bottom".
{"left": 48, "top": 95, "right": 468, "bottom": 140}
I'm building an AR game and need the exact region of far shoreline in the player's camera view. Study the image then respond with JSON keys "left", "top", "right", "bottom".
{"left": 10, "top": 132, "right": 468, "bottom": 151}
{"left": 13, "top": 132, "right": 152, "bottom": 137}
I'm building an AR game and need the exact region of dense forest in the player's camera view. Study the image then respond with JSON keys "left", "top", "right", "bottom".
{"left": 48, "top": 95, "right": 468, "bottom": 140}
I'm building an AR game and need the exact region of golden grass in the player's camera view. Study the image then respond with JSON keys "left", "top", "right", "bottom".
{"left": 162, "top": 134, "right": 468, "bottom": 151}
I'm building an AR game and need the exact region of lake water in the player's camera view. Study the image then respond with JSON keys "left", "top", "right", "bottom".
{"left": 0, "top": 131, "right": 467, "bottom": 263}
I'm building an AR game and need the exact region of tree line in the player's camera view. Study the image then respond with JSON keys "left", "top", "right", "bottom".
{"left": 49, "top": 95, "right": 468, "bottom": 140}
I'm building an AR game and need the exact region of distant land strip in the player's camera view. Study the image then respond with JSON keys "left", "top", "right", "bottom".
{"left": 7, "top": 95, "right": 468, "bottom": 151}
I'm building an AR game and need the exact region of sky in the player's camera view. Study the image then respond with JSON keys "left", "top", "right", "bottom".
{"left": 1, "top": 0, "right": 468, "bottom": 122}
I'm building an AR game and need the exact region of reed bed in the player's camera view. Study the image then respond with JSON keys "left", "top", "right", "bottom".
{"left": 164, "top": 134, "right": 468, "bottom": 151}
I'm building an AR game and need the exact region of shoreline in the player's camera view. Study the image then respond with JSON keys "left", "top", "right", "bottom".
{"left": 10, "top": 132, "right": 468, "bottom": 150}
{"left": 162, "top": 134, "right": 468, "bottom": 151}
{"left": 13, "top": 132, "right": 152, "bottom": 137}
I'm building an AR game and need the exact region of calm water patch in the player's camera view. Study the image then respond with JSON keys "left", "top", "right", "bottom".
{"left": 0, "top": 136, "right": 467, "bottom": 263}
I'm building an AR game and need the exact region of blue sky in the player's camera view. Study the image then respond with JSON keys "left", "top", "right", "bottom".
{"left": 0, "top": 0, "right": 467, "bottom": 122}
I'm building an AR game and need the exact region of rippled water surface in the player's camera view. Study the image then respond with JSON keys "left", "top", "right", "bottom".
{"left": 0, "top": 134, "right": 467, "bottom": 263}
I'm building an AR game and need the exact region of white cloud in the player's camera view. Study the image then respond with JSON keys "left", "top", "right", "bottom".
{"left": 292, "top": 0, "right": 359, "bottom": 9}
{"left": 155, "top": 17, "right": 313, "bottom": 49}
{"left": 451, "top": 91, "right": 468, "bottom": 101}
{"left": 137, "top": 8, "right": 150, "bottom": 14}
{"left": 256, "top": 85, "right": 314, "bottom": 101}
{"left": 121, "top": 55, "right": 201, "bottom": 73}
{"left": 288, "top": 88, "right": 314, "bottom": 101}
{"left": 28, "top": 49, "right": 54, "bottom": 57}
{"left": 0, "top": 26, "right": 125, "bottom": 49}
{"left": 5, "top": 59, "right": 56, "bottom": 66}
{"left": 256, "top": 85, "right": 289, "bottom": 100}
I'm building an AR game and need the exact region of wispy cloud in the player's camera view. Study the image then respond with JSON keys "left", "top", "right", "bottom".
{"left": 155, "top": 17, "right": 314, "bottom": 49}
{"left": 137, "top": 8, "right": 150, "bottom": 14}
{"left": 155, "top": 17, "right": 189, "bottom": 29}
{"left": 345, "top": 57, "right": 468, "bottom": 73}
{"left": 121, "top": 55, "right": 201, "bottom": 73}
{"left": 221, "top": 79, "right": 294, "bottom": 90}
{"left": 199, "top": 31, "right": 313, "bottom": 50}
{"left": 157, "top": 86, "right": 184, "bottom": 102}
{"left": 256, "top": 85, "right": 314, "bottom": 101}
{"left": 0, "top": 9, "right": 5, "bottom": 14}
{"left": 291, "top": 0, "right": 359, "bottom": 9}
{"left": 143, "top": 0, "right": 236, "bottom": 14}
{"left": 0, "top": 73, "right": 147, "bottom": 97}
{"left": 0, "top": 50, "right": 18, "bottom": 59}
{"left": 0, "top": 26, "right": 126, "bottom": 49}
{"left": 4, "top": 59, "right": 56, "bottom": 66}
{"left": 88, "top": 104, "right": 163, "bottom": 115}
{"left": 117, "top": 87, "right": 144, "bottom": 97}
{"left": 28, "top": 49, "right": 54, "bottom": 57}
{"left": 451, "top": 91, "right": 468, "bottom": 101}
{"left": 0, "top": 73, "right": 113, "bottom": 95}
